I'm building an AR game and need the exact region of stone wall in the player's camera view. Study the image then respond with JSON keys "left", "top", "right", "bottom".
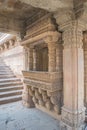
{"left": 1, "top": 45, "right": 24, "bottom": 77}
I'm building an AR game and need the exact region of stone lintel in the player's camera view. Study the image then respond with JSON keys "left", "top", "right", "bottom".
{"left": 21, "top": 31, "right": 60, "bottom": 46}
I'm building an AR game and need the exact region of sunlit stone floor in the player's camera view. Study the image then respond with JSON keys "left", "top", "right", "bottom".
{"left": 0, "top": 101, "right": 60, "bottom": 130}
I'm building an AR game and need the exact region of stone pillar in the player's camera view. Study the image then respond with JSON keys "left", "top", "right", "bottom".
{"left": 28, "top": 47, "right": 33, "bottom": 71}
{"left": 61, "top": 22, "right": 85, "bottom": 130}
{"left": 48, "top": 42, "right": 56, "bottom": 72}
{"left": 23, "top": 46, "right": 33, "bottom": 71}
{"left": 45, "top": 34, "right": 58, "bottom": 72}
{"left": 83, "top": 32, "right": 87, "bottom": 111}
{"left": 23, "top": 46, "right": 29, "bottom": 71}
{"left": 33, "top": 48, "right": 37, "bottom": 71}
{"left": 56, "top": 43, "right": 63, "bottom": 72}
{"left": 22, "top": 46, "right": 34, "bottom": 107}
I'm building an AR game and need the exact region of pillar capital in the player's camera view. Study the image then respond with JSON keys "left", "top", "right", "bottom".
{"left": 61, "top": 21, "right": 84, "bottom": 48}
{"left": 59, "top": 20, "right": 85, "bottom": 31}
{"left": 44, "top": 31, "right": 61, "bottom": 44}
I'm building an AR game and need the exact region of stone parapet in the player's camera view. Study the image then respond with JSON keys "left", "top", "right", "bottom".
{"left": 22, "top": 71, "right": 63, "bottom": 119}
{"left": 22, "top": 71, "right": 62, "bottom": 85}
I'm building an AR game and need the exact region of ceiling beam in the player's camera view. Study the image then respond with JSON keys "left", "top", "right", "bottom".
{"left": 19, "top": 0, "right": 73, "bottom": 12}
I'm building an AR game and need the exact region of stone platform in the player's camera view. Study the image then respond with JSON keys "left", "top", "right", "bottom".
{"left": 0, "top": 101, "right": 60, "bottom": 130}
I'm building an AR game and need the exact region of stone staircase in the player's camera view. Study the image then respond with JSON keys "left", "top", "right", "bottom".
{"left": 0, "top": 58, "right": 23, "bottom": 105}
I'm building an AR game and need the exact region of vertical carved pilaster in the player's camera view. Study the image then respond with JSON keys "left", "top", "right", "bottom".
{"left": 48, "top": 41, "right": 56, "bottom": 72}
{"left": 45, "top": 32, "right": 61, "bottom": 72}
{"left": 23, "top": 46, "right": 29, "bottom": 71}
{"left": 33, "top": 48, "right": 37, "bottom": 71}
{"left": 60, "top": 21, "right": 85, "bottom": 130}
{"left": 28, "top": 47, "right": 33, "bottom": 71}
{"left": 23, "top": 46, "right": 34, "bottom": 108}
{"left": 83, "top": 32, "right": 87, "bottom": 111}
{"left": 56, "top": 42, "right": 63, "bottom": 72}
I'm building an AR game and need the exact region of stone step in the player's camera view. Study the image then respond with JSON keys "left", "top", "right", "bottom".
{"left": 0, "top": 71, "right": 13, "bottom": 74}
{"left": 0, "top": 85, "right": 23, "bottom": 92}
{"left": 0, "top": 64, "right": 6, "bottom": 66}
{"left": 0, "top": 66, "right": 11, "bottom": 68}
{"left": 0, "top": 75, "right": 16, "bottom": 79}
{"left": 0, "top": 69, "right": 12, "bottom": 72}
{"left": 0, "top": 81, "right": 22, "bottom": 87}
{"left": 0, "top": 78, "right": 21, "bottom": 83}
{"left": 0, "top": 58, "right": 23, "bottom": 105}
{"left": 0, "top": 63, "right": 9, "bottom": 67}
{"left": 0, "top": 90, "right": 22, "bottom": 98}
{"left": 0, "top": 95, "right": 22, "bottom": 105}
{"left": 0, "top": 68, "right": 11, "bottom": 70}
{"left": 0, "top": 62, "right": 6, "bottom": 63}
{"left": 0, "top": 72, "right": 14, "bottom": 75}
{"left": 0, "top": 70, "right": 12, "bottom": 72}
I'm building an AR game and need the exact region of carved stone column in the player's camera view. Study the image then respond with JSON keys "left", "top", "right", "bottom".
{"left": 60, "top": 21, "right": 85, "bottom": 130}
{"left": 23, "top": 46, "right": 33, "bottom": 71}
{"left": 22, "top": 46, "right": 34, "bottom": 107}
{"left": 83, "top": 32, "right": 87, "bottom": 111}
{"left": 33, "top": 48, "right": 37, "bottom": 71}
{"left": 45, "top": 33, "right": 59, "bottom": 72}
{"left": 23, "top": 46, "right": 29, "bottom": 71}
{"left": 48, "top": 42, "right": 56, "bottom": 72}
{"left": 56, "top": 42, "right": 63, "bottom": 72}
{"left": 28, "top": 47, "right": 33, "bottom": 71}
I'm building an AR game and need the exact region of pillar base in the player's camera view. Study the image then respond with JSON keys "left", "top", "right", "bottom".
{"left": 60, "top": 107, "right": 85, "bottom": 130}
{"left": 60, "top": 122, "right": 85, "bottom": 130}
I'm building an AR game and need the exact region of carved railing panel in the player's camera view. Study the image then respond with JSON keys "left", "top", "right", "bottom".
{"left": 22, "top": 71, "right": 63, "bottom": 117}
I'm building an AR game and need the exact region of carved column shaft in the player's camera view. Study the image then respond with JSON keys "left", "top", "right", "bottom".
{"left": 56, "top": 43, "right": 63, "bottom": 72}
{"left": 28, "top": 48, "right": 33, "bottom": 71}
{"left": 48, "top": 42, "right": 56, "bottom": 72}
{"left": 23, "top": 46, "right": 34, "bottom": 108}
{"left": 33, "top": 48, "right": 37, "bottom": 71}
{"left": 61, "top": 22, "right": 85, "bottom": 130}
{"left": 23, "top": 46, "right": 29, "bottom": 71}
{"left": 83, "top": 32, "right": 87, "bottom": 109}
{"left": 45, "top": 32, "right": 61, "bottom": 72}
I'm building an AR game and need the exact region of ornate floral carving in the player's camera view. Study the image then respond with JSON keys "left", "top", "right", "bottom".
{"left": 62, "top": 108, "right": 85, "bottom": 128}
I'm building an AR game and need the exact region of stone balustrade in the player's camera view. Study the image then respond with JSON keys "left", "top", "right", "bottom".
{"left": 22, "top": 70, "right": 63, "bottom": 118}
{"left": 22, "top": 71, "right": 63, "bottom": 91}
{"left": 22, "top": 71, "right": 62, "bottom": 82}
